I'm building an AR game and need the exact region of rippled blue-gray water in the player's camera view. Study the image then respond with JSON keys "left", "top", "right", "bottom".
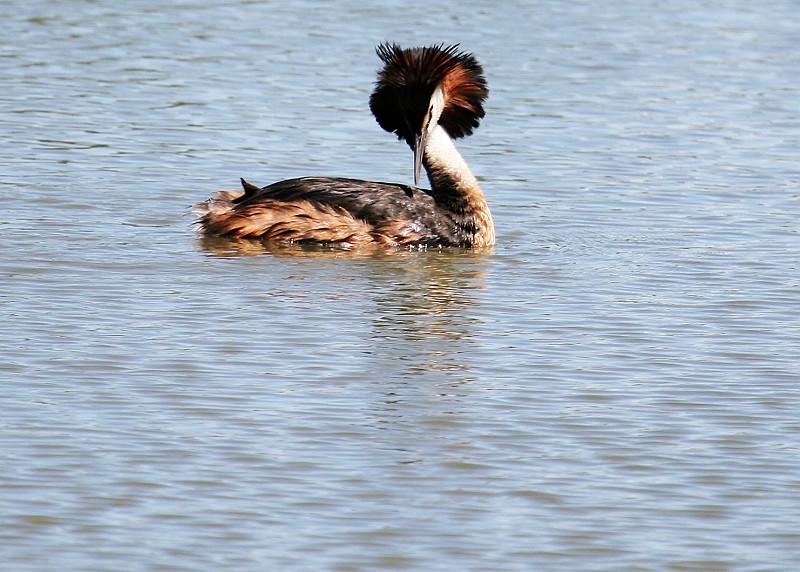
{"left": 2, "top": 1, "right": 799, "bottom": 570}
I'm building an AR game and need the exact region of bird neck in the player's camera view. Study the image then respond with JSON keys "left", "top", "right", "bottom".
{"left": 423, "top": 124, "right": 495, "bottom": 246}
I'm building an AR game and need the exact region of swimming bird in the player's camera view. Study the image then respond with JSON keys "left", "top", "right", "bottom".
{"left": 194, "top": 43, "right": 493, "bottom": 248}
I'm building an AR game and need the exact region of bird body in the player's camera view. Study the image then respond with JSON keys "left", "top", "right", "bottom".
{"left": 194, "top": 44, "right": 493, "bottom": 248}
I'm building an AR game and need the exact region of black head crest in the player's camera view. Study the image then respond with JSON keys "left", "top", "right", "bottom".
{"left": 369, "top": 43, "right": 488, "bottom": 144}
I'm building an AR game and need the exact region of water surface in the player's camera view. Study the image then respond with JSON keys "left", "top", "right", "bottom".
{"left": 2, "top": 1, "right": 799, "bottom": 570}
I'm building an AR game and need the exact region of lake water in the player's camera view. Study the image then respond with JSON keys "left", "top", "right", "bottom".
{"left": 2, "top": 1, "right": 799, "bottom": 570}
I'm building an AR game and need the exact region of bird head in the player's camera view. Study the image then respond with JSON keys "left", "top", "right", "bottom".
{"left": 369, "top": 43, "right": 488, "bottom": 185}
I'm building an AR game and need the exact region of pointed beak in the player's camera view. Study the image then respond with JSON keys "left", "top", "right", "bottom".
{"left": 413, "top": 130, "right": 428, "bottom": 186}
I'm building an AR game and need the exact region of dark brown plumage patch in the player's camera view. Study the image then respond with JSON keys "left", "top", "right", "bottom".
{"left": 193, "top": 175, "right": 492, "bottom": 247}
{"left": 195, "top": 183, "right": 436, "bottom": 247}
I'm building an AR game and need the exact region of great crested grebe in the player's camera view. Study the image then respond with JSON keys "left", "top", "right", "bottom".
{"left": 194, "top": 43, "right": 493, "bottom": 248}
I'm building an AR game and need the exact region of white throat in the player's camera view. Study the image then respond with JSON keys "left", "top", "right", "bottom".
{"left": 424, "top": 124, "right": 480, "bottom": 190}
